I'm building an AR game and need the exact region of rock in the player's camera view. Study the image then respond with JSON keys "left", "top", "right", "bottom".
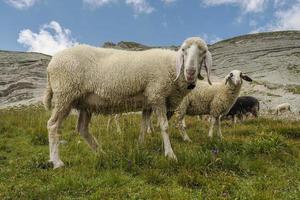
{"left": 0, "top": 50, "right": 50, "bottom": 108}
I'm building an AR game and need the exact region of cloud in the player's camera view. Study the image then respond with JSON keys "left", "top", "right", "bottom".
{"left": 201, "top": 33, "right": 222, "bottom": 44}
{"left": 252, "top": 2, "right": 300, "bottom": 32}
{"left": 201, "top": 0, "right": 268, "bottom": 13}
{"left": 5, "top": 0, "right": 39, "bottom": 9}
{"left": 83, "top": 0, "right": 154, "bottom": 14}
{"left": 125, "top": 0, "right": 154, "bottom": 14}
{"left": 18, "top": 21, "right": 77, "bottom": 55}
{"left": 161, "top": 0, "right": 176, "bottom": 4}
{"left": 83, "top": 0, "right": 116, "bottom": 7}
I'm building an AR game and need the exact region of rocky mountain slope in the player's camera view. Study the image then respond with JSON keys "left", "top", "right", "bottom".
{"left": 1, "top": 31, "right": 299, "bottom": 113}
{"left": 0, "top": 51, "right": 50, "bottom": 108}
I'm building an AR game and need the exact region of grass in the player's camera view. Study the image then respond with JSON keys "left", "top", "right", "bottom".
{"left": 287, "top": 86, "right": 300, "bottom": 94}
{"left": 0, "top": 106, "right": 300, "bottom": 199}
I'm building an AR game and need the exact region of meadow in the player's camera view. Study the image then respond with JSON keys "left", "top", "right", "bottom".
{"left": 0, "top": 105, "right": 299, "bottom": 199}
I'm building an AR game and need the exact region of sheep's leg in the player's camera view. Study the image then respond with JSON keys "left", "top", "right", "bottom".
{"left": 216, "top": 116, "right": 223, "bottom": 139}
{"left": 114, "top": 114, "right": 122, "bottom": 134}
{"left": 77, "top": 110, "right": 103, "bottom": 153}
{"left": 175, "top": 103, "right": 191, "bottom": 142}
{"left": 233, "top": 115, "right": 237, "bottom": 124}
{"left": 208, "top": 116, "right": 216, "bottom": 138}
{"left": 106, "top": 115, "right": 113, "bottom": 132}
{"left": 147, "top": 119, "right": 154, "bottom": 134}
{"left": 139, "top": 109, "right": 152, "bottom": 143}
{"left": 177, "top": 112, "right": 192, "bottom": 142}
{"left": 147, "top": 109, "right": 154, "bottom": 134}
{"left": 155, "top": 106, "right": 177, "bottom": 161}
{"left": 47, "top": 107, "right": 70, "bottom": 169}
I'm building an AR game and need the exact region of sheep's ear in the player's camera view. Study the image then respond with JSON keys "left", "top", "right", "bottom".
{"left": 241, "top": 74, "right": 252, "bottom": 82}
{"left": 225, "top": 74, "right": 231, "bottom": 85}
{"left": 225, "top": 77, "right": 229, "bottom": 85}
{"left": 175, "top": 49, "right": 184, "bottom": 81}
{"left": 203, "top": 50, "right": 212, "bottom": 85}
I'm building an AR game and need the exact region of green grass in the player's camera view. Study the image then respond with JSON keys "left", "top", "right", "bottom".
{"left": 287, "top": 86, "right": 300, "bottom": 94}
{"left": 0, "top": 106, "right": 300, "bottom": 199}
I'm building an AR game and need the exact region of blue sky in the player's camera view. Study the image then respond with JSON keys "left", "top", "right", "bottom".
{"left": 1, "top": 0, "right": 300, "bottom": 55}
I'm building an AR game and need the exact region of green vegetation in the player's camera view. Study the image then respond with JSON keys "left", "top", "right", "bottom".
{"left": 288, "top": 86, "right": 300, "bottom": 94}
{"left": 0, "top": 106, "right": 300, "bottom": 199}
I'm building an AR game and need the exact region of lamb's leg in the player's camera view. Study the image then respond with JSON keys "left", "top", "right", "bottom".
{"left": 233, "top": 115, "right": 237, "bottom": 124}
{"left": 208, "top": 116, "right": 216, "bottom": 138}
{"left": 216, "top": 116, "right": 223, "bottom": 139}
{"left": 147, "top": 117, "right": 154, "bottom": 134}
{"left": 47, "top": 107, "right": 70, "bottom": 169}
{"left": 177, "top": 111, "right": 192, "bottom": 142}
{"left": 114, "top": 114, "right": 122, "bottom": 134}
{"left": 106, "top": 115, "right": 113, "bottom": 132}
{"left": 77, "top": 110, "right": 103, "bottom": 153}
{"left": 139, "top": 109, "right": 152, "bottom": 143}
{"left": 146, "top": 109, "right": 154, "bottom": 134}
{"left": 155, "top": 105, "right": 177, "bottom": 161}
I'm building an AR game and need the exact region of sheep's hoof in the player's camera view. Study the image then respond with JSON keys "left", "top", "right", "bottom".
{"left": 147, "top": 128, "right": 153, "bottom": 134}
{"left": 165, "top": 151, "right": 178, "bottom": 162}
{"left": 50, "top": 160, "right": 65, "bottom": 169}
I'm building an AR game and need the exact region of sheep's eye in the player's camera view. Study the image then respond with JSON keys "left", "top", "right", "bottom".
{"left": 182, "top": 48, "right": 185, "bottom": 52}
{"left": 230, "top": 73, "right": 233, "bottom": 77}
{"left": 240, "top": 73, "right": 243, "bottom": 77}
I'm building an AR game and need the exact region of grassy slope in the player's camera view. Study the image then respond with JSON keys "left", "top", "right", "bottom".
{"left": 0, "top": 106, "right": 299, "bottom": 200}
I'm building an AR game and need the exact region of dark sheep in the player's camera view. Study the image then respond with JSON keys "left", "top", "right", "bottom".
{"left": 226, "top": 96, "right": 259, "bottom": 123}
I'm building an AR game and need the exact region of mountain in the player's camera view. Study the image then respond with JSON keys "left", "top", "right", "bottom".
{"left": 0, "top": 51, "right": 50, "bottom": 108}
{"left": 0, "top": 31, "right": 299, "bottom": 112}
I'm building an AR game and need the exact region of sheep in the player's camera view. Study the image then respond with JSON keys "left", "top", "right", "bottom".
{"left": 225, "top": 96, "right": 259, "bottom": 124}
{"left": 43, "top": 37, "right": 212, "bottom": 168}
{"left": 275, "top": 103, "right": 292, "bottom": 115}
{"left": 175, "top": 70, "right": 252, "bottom": 141}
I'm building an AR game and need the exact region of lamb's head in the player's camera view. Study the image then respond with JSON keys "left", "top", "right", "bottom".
{"left": 225, "top": 70, "right": 252, "bottom": 87}
{"left": 176, "top": 37, "right": 212, "bottom": 87}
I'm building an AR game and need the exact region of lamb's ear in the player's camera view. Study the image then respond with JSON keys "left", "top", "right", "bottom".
{"left": 203, "top": 50, "right": 212, "bottom": 85}
{"left": 225, "top": 74, "right": 231, "bottom": 85}
{"left": 241, "top": 74, "right": 253, "bottom": 82}
{"left": 175, "top": 49, "right": 184, "bottom": 81}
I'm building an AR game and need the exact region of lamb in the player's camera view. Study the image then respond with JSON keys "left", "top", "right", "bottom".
{"left": 43, "top": 37, "right": 212, "bottom": 168}
{"left": 226, "top": 96, "right": 259, "bottom": 124}
{"left": 275, "top": 103, "right": 292, "bottom": 115}
{"left": 175, "top": 70, "right": 252, "bottom": 141}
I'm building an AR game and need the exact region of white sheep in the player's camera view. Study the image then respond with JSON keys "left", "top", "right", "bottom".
{"left": 43, "top": 37, "right": 212, "bottom": 168}
{"left": 275, "top": 103, "right": 292, "bottom": 115}
{"left": 175, "top": 70, "right": 252, "bottom": 141}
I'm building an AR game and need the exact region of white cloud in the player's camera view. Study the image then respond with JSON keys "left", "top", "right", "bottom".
{"left": 125, "top": 0, "right": 154, "bottom": 14}
{"left": 161, "top": 0, "right": 176, "bottom": 4}
{"left": 201, "top": 33, "right": 222, "bottom": 44}
{"left": 201, "top": 0, "right": 268, "bottom": 13}
{"left": 5, "top": 0, "right": 39, "bottom": 9}
{"left": 18, "top": 21, "right": 77, "bottom": 55}
{"left": 83, "top": 0, "right": 116, "bottom": 7}
{"left": 83, "top": 0, "right": 154, "bottom": 14}
{"left": 252, "top": 2, "right": 300, "bottom": 32}
{"left": 272, "top": 3, "right": 300, "bottom": 30}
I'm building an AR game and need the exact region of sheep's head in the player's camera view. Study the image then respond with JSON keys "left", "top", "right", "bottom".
{"left": 176, "top": 37, "right": 212, "bottom": 87}
{"left": 225, "top": 70, "right": 252, "bottom": 86}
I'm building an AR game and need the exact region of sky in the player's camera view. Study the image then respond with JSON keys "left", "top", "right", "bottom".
{"left": 1, "top": 0, "right": 300, "bottom": 55}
